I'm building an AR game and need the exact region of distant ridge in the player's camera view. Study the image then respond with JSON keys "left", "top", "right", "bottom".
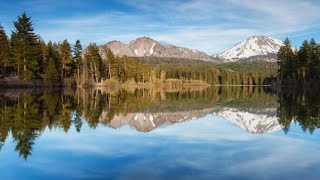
{"left": 98, "top": 36, "right": 211, "bottom": 61}
{"left": 96, "top": 35, "right": 284, "bottom": 63}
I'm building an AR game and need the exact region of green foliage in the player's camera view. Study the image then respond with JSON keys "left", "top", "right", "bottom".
{"left": 104, "top": 48, "right": 118, "bottom": 79}
{"left": 217, "top": 61, "right": 277, "bottom": 85}
{"left": 84, "top": 43, "right": 104, "bottom": 83}
{"left": 278, "top": 89, "right": 320, "bottom": 134}
{"left": 0, "top": 25, "right": 11, "bottom": 75}
{"left": 10, "top": 12, "right": 43, "bottom": 80}
{"left": 278, "top": 37, "right": 320, "bottom": 85}
{"left": 278, "top": 38, "right": 297, "bottom": 79}
{"left": 43, "top": 58, "right": 60, "bottom": 83}
{"left": 59, "top": 39, "right": 74, "bottom": 78}
{"left": 73, "top": 40, "right": 83, "bottom": 84}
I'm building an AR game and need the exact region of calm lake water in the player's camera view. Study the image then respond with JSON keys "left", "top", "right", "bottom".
{"left": 1, "top": 86, "right": 320, "bottom": 179}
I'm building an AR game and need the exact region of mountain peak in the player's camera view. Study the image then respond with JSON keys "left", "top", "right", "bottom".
{"left": 129, "top": 36, "right": 161, "bottom": 56}
{"left": 217, "top": 36, "right": 284, "bottom": 62}
{"left": 106, "top": 40, "right": 123, "bottom": 45}
{"left": 134, "top": 36, "right": 157, "bottom": 41}
{"left": 249, "top": 35, "right": 268, "bottom": 38}
{"left": 101, "top": 40, "right": 135, "bottom": 57}
{"left": 97, "top": 36, "right": 211, "bottom": 60}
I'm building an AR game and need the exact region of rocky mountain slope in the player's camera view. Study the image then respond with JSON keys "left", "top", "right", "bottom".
{"left": 98, "top": 37, "right": 211, "bottom": 61}
{"left": 216, "top": 36, "right": 284, "bottom": 62}
{"left": 95, "top": 35, "right": 284, "bottom": 63}
{"left": 99, "top": 40, "right": 135, "bottom": 57}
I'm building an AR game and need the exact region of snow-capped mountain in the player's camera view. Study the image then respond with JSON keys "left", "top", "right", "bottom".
{"left": 216, "top": 36, "right": 284, "bottom": 62}
{"left": 98, "top": 37, "right": 211, "bottom": 61}
{"left": 96, "top": 35, "right": 284, "bottom": 63}
{"left": 214, "top": 107, "right": 283, "bottom": 134}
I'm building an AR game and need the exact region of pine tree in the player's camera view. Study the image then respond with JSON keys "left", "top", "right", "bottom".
{"left": 0, "top": 25, "right": 10, "bottom": 75}
{"left": 84, "top": 43, "right": 103, "bottom": 83}
{"left": 298, "top": 40, "right": 312, "bottom": 80}
{"left": 39, "top": 39, "right": 48, "bottom": 75}
{"left": 47, "top": 41, "right": 61, "bottom": 70}
{"left": 11, "top": 12, "right": 43, "bottom": 80}
{"left": 105, "top": 48, "right": 117, "bottom": 79}
{"left": 73, "top": 40, "right": 83, "bottom": 85}
{"left": 59, "top": 39, "right": 73, "bottom": 79}
{"left": 278, "top": 38, "right": 295, "bottom": 80}
{"left": 44, "top": 57, "right": 60, "bottom": 84}
{"left": 308, "top": 38, "right": 318, "bottom": 80}
{"left": 316, "top": 44, "right": 320, "bottom": 82}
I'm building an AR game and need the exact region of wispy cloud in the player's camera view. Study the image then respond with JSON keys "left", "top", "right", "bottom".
{"left": 228, "top": 0, "right": 320, "bottom": 26}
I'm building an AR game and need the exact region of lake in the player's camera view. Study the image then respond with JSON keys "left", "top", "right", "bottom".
{"left": 1, "top": 86, "right": 320, "bottom": 180}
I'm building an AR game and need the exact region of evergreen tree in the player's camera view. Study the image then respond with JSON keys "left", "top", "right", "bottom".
{"left": 73, "top": 40, "right": 83, "bottom": 84}
{"left": 39, "top": 39, "right": 48, "bottom": 75}
{"left": 47, "top": 41, "right": 61, "bottom": 70}
{"left": 105, "top": 48, "right": 117, "bottom": 79}
{"left": 308, "top": 38, "right": 318, "bottom": 80}
{"left": 278, "top": 37, "right": 320, "bottom": 85}
{"left": 84, "top": 43, "right": 103, "bottom": 83}
{"left": 0, "top": 25, "right": 10, "bottom": 75}
{"left": 316, "top": 44, "right": 320, "bottom": 81}
{"left": 11, "top": 12, "right": 43, "bottom": 80}
{"left": 277, "top": 38, "right": 295, "bottom": 80}
{"left": 59, "top": 39, "right": 73, "bottom": 79}
{"left": 44, "top": 57, "right": 60, "bottom": 84}
{"left": 298, "top": 40, "right": 311, "bottom": 80}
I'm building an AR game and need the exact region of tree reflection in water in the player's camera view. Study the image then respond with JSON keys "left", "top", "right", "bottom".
{"left": 1, "top": 86, "right": 318, "bottom": 159}
{"left": 278, "top": 88, "right": 320, "bottom": 134}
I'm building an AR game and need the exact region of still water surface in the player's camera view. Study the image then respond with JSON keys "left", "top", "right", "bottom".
{"left": 0, "top": 87, "right": 320, "bottom": 179}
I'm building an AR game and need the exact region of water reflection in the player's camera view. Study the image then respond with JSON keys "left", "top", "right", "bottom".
{"left": 214, "top": 107, "right": 281, "bottom": 134}
{"left": 0, "top": 86, "right": 318, "bottom": 160}
{"left": 278, "top": 89, "right": 320, "bottom": 134}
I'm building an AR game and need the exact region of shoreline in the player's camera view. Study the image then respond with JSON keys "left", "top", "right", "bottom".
{"left": 0, "top": 76, "right": 273, "bottom": 89}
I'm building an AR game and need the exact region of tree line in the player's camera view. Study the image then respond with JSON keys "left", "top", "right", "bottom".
{"left": 278, "top": 38, "right": 320, "bottom": 86}
{"left": 0, "top": 12, "right": 278, "bottom": 87}
{"left": 0, "top": 13, "right": 77, "bottom": 82}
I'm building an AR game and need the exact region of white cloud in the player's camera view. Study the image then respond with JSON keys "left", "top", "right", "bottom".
{"left": 228, "top": 0, "right": 320, "bottom": 26}
{"left": 16, "top": 0, "right": 320, "bottom": 54}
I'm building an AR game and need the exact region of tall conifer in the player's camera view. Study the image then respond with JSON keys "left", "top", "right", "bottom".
{"left": 0, "top": 25, "right": 10, "bottom": 75}
{"left": 11, "top": 12, "right": 42, "bottom": 79}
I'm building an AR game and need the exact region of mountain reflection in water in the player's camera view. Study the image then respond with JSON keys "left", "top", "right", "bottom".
{"left": 0, "top": 86, "right": 319, "bottom": 160}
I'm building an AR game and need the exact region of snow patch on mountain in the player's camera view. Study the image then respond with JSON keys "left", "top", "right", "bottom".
{"left": 98, "top": 36, "right": 212, "bottom": 61}
{"left": 150, "top": 43, "right": 156, "bottom": 55}
{"left": 217, "top": 36, "right": 284, "bottom": 62}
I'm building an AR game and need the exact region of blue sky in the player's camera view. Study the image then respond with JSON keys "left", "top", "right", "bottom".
{"left": 0, "top": 0, "right": 320, "bottom": 54}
